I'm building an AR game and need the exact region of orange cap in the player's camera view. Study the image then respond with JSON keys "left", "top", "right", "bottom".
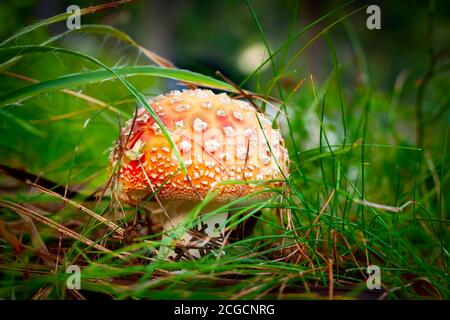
{"left": 110, "top": 89, "right": 289, "bottom": 204}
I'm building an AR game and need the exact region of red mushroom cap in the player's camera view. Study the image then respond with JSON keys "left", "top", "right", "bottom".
{"left": 110, "top": 89, "right": 289, "bottom": 204}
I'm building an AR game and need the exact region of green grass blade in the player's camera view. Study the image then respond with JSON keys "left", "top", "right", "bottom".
{"left": 0, "top": 55, "right": 234, "bottom": 107}
{"left": 0, "top": 0, "right": 135, "bottom": 47}
{"left": 0, "top": 44, "right": 190, "bottom": 175}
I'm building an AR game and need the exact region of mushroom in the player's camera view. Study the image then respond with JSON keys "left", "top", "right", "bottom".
{"left": 110, "top": 89, "right": 289, "bottom": 260}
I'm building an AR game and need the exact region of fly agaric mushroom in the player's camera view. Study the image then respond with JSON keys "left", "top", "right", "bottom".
{"left": 110, "top": 89, "right": 289, "bottom": 260}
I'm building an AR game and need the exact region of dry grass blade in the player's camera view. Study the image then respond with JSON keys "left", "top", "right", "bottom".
{"left": 70, "top": 289, "right": 87, "bottom": 300}
{"left": 31, "top": 286, "right": 53, "bottom": 300}
{"left": 0, "top": 199, "right": 116, "bottom": 255}
{"left": 230, "top": 280, "right": 264, "bottom": 300}
{"left": 0, "top": 219, "right": 22, "bottom": 253}
{"left": 30, "top": 108, "right": 98, "bottom": 124}
{"left": 216, "top": 70, "right": 264, "bottom": 113}
{"left": 79, "top": 0, "right": 138, "bottom": 15}
{"left": 328, "top": 258, "right": 334, "bottom": 300}
{"left": 138, "top": 46, "right": 175, "bottom": 68}
{"left": 10, "top": 215, "right": 56, "bottom": 266}
{"left": 26, "top": 180, "right": 125, "bottom": 237}
{"left": 215, "top": 70, "right": 283, "bottom": 107}
{"left": 304, "top": 190, "right": 335, "bottom": 240}
{"left": 252, "top": 95, "right": 290, "bottom": 120}
{"left": 354, "top": 199, "right": 413, "bottom": 213}
{"left": 0, "top": 0, "right": 139, "bottom": 47}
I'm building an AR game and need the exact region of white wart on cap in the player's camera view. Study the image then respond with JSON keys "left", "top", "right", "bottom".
{"left": 110, "top": 89, "right": 289, "bottom": 204}
{"left": 110, "top": 89, "right": 289, "bottom": 260}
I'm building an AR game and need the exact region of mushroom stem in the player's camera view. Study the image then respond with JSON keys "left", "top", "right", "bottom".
{"left": 156, "top": 200, "right": 228, "bottom": 260}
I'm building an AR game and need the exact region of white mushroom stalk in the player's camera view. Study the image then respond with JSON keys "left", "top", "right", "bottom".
{"left": 110, "top": 89, "right": 289, "bottom": 260}
{"left": 155, "top": 200, "right": 228, "bottom": 260}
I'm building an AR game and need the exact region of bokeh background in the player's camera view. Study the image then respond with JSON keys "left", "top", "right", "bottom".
{"left": 0, "top": 0, "right": 449, "bottom": 299}
{"left": 1, "top": 0, "right": 449, "bottom": 86}
{"left": 1, "top": 0, "right": 448, "bottom": 196}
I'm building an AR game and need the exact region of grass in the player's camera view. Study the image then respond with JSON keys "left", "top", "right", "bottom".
{"left": 0, "top": 1, "right": 448, "bottom": 300}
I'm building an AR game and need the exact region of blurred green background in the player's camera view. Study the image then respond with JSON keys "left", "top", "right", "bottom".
{"left": 1, "top": 0, "right": 449, "bottom": 85}
{"left": 0, "top": 0, "right": 449, "bottom": 299}
{"left": 1, "top": 0, "right": 448, "bottom": 198}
